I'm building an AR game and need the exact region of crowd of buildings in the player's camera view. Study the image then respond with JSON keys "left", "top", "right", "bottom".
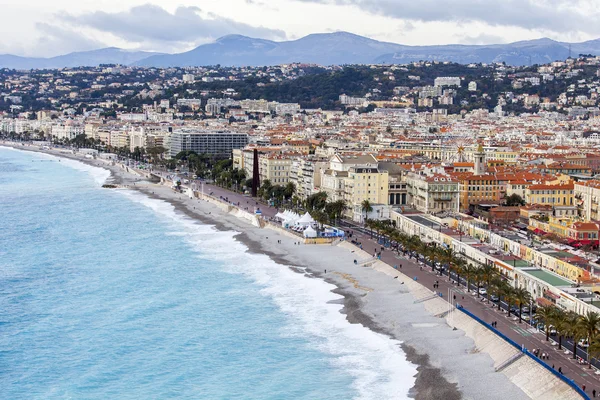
{"left": 7, "top": 56, "right": 600, "bottom": 315}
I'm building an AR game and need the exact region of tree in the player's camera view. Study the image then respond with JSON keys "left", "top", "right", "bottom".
{"left": 513, "top": 287, "right": 532, "bottom": 323}
{"left": 306, "top": 191, "right": 328, "bottom": 212}
{"left": 462, "top": 264, "right": 477, "bottom": 291}
{"left": 549, "top": 309, "right": 568, "bottom": 350}
{"left": 451, "top": 256, "right": 467, "bottom": 287}
{"left": 325, "top": 200, "right": 346, "bottom": 224}
{"left": 536, "top": 305, "right": 557, "bottom": 341}
{"left": 566, "top": 313, "right": 587, "bottom": 360}
{"left": 588, "top": 335, "right": 600, "bottom": 368}
{"left": 283, "top": 182, "right": 296, "bottom": 201}
{"left": 361, "top": 199, "right": 373, "bottom": 223}
{"left": 258, "top": 179, "right": 273, "bottom": 201}
{"left": 496, "top": 280, "right": 512, "bottom": 312}
{"left": 505, "top": 194, "right": 525, "bottom": 206}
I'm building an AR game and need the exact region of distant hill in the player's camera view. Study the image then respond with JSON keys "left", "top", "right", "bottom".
{"left": 0, "top": 48, "right": 162, "bottom": 70}
{"left": 136, "top": 33, "right": 600, "bottom": 67}
{"left": 5, "top": 32, "right": 600, "bottom": 69}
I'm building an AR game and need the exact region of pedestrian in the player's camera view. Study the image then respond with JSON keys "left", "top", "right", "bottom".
{"left": 583, "top": 384, "right": 586, "bottom": 392}
{"left": 325, "top": 269, "right": 327, "bottom": 274}
{"left": 558, "top": 367, "right": 562, "bottom": 374}
{"left": 593, "top": 388, "right": 596, "bottom": 397}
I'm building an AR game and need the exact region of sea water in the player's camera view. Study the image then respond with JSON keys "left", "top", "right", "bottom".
{"left": 0, "top": 147, "right": 416, "bottom": 399}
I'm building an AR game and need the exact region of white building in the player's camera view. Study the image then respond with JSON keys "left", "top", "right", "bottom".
{"left": 434, "top": 77, "right": 461, "bottom": 87}
{"left": 51, "top": 121, "right": 84, "bottom": 140}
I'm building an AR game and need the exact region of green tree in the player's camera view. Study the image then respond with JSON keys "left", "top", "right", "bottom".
{"left": 505, "top": 194, "right": 526, "bottom": 206}
{"left": 535, "top": 305, "right": 557, "bottom": 341}
{"left": 361, "top": 199, "right": 373, "bottom": 223}
{"left": 513, "top": 287, "right": 532, "bottom": 323}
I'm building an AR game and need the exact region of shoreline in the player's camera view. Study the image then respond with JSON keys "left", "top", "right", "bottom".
{"left": 1, "top": 143, "right": 534, "bottom": 400}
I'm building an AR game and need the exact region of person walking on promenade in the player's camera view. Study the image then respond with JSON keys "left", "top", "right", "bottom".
{"left": 592, "top": 388, "right": 596, "bottom": 397}
{"left": 558, "top": 367, "right": 562, "bottom": 374}
{"left": 583, "top": 384, "right": 586, "bottom": 392}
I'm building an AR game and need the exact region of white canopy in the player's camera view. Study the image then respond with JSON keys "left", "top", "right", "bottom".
{"left": 296, "top": 212, "right": 315, "bottom": 225}
{"left": 303, "top": 225, "right": 318, "bottom": 238}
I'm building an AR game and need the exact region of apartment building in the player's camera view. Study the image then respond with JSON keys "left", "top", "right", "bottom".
{"left": 168, "top": 130, "right": 248, "bottom": 158}
{"left": 575, "top": 180, "right": 600, "bottom": 222}
{"left": 51, "top": 121, "right": 84, "bottom": 140}
{"left": 406, "top": 172, "right": 459, "bottom": 214}
{"left": 525, "top": 182, "right": 574, "bottom": 206}
{"left": 259, "top": 155, "right": 293, "bottom": 185}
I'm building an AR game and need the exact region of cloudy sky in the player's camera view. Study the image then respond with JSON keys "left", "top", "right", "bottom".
{"left": 2, "top": 0, "right": 600, "bottom": 57}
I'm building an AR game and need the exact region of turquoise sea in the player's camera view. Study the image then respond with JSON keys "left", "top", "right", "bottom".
{"left": 0, "top": 147, "right": 415, "bottom": 399}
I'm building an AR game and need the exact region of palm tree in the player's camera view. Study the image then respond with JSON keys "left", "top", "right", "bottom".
{"left": 587, "top": 335, "right": 600, "bottom": 368}
{"left": 496, "top": 280, "right": 512, "bottom": 312}
{"left": 451, "top": 256, "right": 467, "bottom": 287}
{"left": 284, "top": 182, "right": 296, "bottom": 202}
{"left": 462, "top": 264, "right": 477, "bottom": 292}
{"left": 536, "top": 305, "right": 557, "bottom": 341}
{"left": 480, "top": 264, "right": 498, "bottom": 303}
{"left": 361, "top": 199, "right": 373, "bottom": 224}
{"left": 567, "top": 313, "right": 587, "bottom": 360}
{"left": 549, "top": 309, "right": 568, "bottom": 350}
{"left": 439, "top": 247, "right": 455, "bottom": 277}
{"left": 513, "top": 287, "right": 532, "bottom": 324}
{"left": 473, "top": 268, "right": 485, "bottom": 298}
{"left": 580, "top": 311, "right": 600, "bottom": 344}
{"left": 504, "top": 286, "right": 516, "bottom": 317}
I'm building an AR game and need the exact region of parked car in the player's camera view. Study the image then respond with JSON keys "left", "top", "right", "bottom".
{"left": 478, "top": 288, "right": 487, "bottom": 296}
{"left": 490, "top": 295, "right": 499, "bottom": 302}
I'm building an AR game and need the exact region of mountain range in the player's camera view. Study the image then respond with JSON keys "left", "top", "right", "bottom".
{"left": 0, "top": 48, "right": 161, "bottom": 70}
{"left": 3, "top": 32, "right": 600, "bottom": 69}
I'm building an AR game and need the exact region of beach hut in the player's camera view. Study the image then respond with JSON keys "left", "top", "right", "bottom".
{"left": 303, "top": 225, "right": 318, "bottom": 238}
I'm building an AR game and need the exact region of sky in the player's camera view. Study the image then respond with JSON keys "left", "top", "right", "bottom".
{"left": 2, "top": 0, "right": 600, "bottom": 57}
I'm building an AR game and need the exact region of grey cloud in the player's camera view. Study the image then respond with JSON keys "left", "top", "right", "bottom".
{"left": 300, "top": 0, "right": 600, "bottom": 34}
{"left": 60, "top": 4, "right": 286, "bottom": 44}
{"left": 34, "top": 22, "right": 104, "bottom": 57}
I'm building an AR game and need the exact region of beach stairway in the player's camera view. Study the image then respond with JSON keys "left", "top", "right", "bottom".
{"left": 413, "top": 293, "right": 440, "bottom": 304}
{"left": 357, "top": 257, "right": 378, "bottom": 267}
{"left": 495, "top": 352, "right": 525, "bottom": 372}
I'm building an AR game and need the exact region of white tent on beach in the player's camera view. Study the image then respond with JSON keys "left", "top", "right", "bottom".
{"left": 296, "top": 212, "right": 315, "bottom": 227}
{"left": 303, "top": 225, "right": 318, "bottom": 238}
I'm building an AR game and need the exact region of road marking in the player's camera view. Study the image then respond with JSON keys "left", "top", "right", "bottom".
{"left": 512, "top": 326, "right": 532, "bottom": 337}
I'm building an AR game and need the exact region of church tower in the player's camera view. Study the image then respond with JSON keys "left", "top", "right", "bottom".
{"left": 474, "top": 144, "right": 486, "bottom": 175}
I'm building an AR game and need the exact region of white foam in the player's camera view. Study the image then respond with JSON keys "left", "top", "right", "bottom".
{"left": 119, "top": 190, "right": 418, "bottom": 400}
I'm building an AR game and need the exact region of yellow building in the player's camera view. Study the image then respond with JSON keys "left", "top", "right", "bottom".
{"left": 487, "top": 151, "right": 520, "bottom": 164}
{"left": 259, "top": 154, "right": 293, "bottom": 185}
{"left": 525, "top": 183, "right": 574, "bottom": 206}
{"left": 346, "top": 166, "right": 389, "bottom": 219}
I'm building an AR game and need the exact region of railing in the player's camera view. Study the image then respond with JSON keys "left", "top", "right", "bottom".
{"left": 456, "top": 306, "right": 590, "bottom": 400}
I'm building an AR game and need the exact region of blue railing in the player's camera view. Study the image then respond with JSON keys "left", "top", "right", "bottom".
{"left": 456, "top": 306, "right": 590, "bottom": 400}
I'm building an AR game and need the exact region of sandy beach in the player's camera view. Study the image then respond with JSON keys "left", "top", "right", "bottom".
{"left": 2, "top": 143, "right": 534, "bottom": 400}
